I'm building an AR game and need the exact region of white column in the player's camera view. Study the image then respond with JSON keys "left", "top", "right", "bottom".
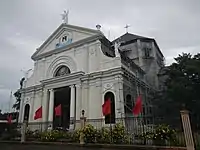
{"left": 48, "top": 89, "right": 54, "bottom": 128}
{"left": 19, "top": 92, "right": 25, "bottom": 123}
{"left": 70, "top": 85, "right": 75, "bottom": 120}
{"left": 42, "top": 89, "right": 48, "bottom": 122}
{"left": 75, "top": 84, "right": 82, "bottom": 121}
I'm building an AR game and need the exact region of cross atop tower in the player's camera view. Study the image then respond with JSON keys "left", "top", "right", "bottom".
{"left": 124, "top": 24, "right": 130, "bottom": 33}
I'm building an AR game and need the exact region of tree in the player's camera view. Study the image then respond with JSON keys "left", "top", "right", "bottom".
{"left": 13, "top": 77, "right": 25, "bottom": 111}
{"left": 165, "top": 53, "right": 200, "bottom": 112}
{"left": 153, "top": 53, "right": 200, "bottom": 127}
{"left": 13, "top": 89, "right": 21, "bottom": 111}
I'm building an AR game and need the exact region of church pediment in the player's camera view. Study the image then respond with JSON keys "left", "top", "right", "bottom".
{"left": 31, "top": 23, "right": 101, "bottom": 60}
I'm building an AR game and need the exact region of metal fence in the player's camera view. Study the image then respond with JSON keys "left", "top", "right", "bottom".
{"left": 83, "top": 116, "right": 186, "bottom": 146}
{"left": 0, "top": 116, "right": 190, "bottom": 147}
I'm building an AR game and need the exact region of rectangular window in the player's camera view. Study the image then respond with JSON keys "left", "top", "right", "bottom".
{"left": 143, "top": 47, "right": 151, "bottom": 58}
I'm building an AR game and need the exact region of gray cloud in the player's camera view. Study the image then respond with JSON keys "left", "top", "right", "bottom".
{"left": 0, "top": 0, "right": 199, "bottom": 111}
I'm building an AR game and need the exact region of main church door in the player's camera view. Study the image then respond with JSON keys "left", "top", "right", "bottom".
{"left": 53, "top": 65, "right": 71, "bottom": 130}
{"left": 53, "top": 86, "right": 71, "bottom": 130}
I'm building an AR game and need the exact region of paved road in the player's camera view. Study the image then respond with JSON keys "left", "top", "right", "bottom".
{"left": 1, "top": 143, "right": 116, "bottom": 150}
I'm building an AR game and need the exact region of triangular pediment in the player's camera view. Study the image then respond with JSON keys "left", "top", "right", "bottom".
{"left": 32, "top": 23, "right": 101, "bottom": 60}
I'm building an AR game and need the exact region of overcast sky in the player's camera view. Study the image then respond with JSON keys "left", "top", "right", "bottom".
{"left": 0, "top": 0, "right": 199, "bottom": 111}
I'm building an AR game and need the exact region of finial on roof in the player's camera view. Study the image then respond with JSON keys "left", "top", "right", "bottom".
{"left": 96, "top": 24, "right": 101, "bottom": 30}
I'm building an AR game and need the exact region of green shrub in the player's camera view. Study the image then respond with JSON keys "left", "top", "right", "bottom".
{"left": 70, "top": 129, "right": 80, "bottom": 143}
{"left": 80, "top": 123, "right": 129, "bottom": 144}
{"left": 137, "top": 124, "right": 177, "bottom": 146}
{"left": 56, "top": 130, "right": 70, "bottom": 139}
{"left": 32, "top": 130, "right": 42, "bottom": 139}
{"left": 112, "top": 123, "right": 128, "bottom": 144}
{"left": 26, "top": 128, "right": 34, "bottom": 138}
{"left": 26, "top": 129, "right": 42, "bottom": 140}
{"left": 96, "top": 123, "right": 129, "bottom": 144}
{"left": 138, "top": 131, "right": 153, "bottom": 141}
{"left": 40, "top": 130, "right": 60, "bottom": 142}
{"left": 96, "top": 127, "right": 111, "bottom": 143}
{"left": 153, "top": 124, "right": 176, "bottom": 145}
{"left": 139, "top": 124, "right": 176, "bottom": 145}
{"left": 81, "top": 124, "right": 97, "bottom": 143}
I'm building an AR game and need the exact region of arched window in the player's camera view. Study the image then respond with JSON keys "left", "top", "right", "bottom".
{"left": 125, "top": 94, "right": 132, "bottom": 115}
{"left": 24, "top": 104, "right": 30, "bottom": 121}
{"left": 104, "top": 92, "right": 115, "bottom": 124}
{"left": 54, "top": 65, "right": 70, "bottom": 77}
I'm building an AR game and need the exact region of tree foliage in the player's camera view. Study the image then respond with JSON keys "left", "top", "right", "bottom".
{"left": 13, "top": 89, "right": 21, "bottom": 110}
{"left": 13, "top": 77, "right": 25, "bottom": 110}
{"left": 153, "top": 53, "right": 200, "bottom": 126}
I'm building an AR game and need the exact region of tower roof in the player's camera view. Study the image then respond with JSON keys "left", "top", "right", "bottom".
{"left": 112, "top": 32, "right": 164, "bottom": 58}
{"left": 112, "top": 32, "right": 151, "bottom": 44}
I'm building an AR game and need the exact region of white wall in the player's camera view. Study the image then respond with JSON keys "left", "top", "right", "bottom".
{"left": 81, "top": 73, "right": 124, "bottom": 120}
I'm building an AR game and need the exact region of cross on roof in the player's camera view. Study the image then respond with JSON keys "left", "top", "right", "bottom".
{"left": 124, "top": 24, "right": 130, "bottom": 33}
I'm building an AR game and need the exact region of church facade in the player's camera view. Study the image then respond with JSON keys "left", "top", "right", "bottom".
{"left": 19, "top": 22, "right": 164, "bottom": 130}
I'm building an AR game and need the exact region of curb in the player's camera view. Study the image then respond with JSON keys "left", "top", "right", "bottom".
{"left": 0, "top": 141, "right": 186, "bottom": 150}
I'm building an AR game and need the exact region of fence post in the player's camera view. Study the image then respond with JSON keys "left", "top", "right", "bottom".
{"left": 80, "top": 110, "right": 86, "bottom": 145}
{"left": 180, "top": 110, "right": 195, "bottom": 150}
{"left": 21, "top": 120, "right": 27, "bottom": 143}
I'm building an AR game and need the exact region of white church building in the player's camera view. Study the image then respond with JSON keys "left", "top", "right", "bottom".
{"left": 19, "top": 14, "right": 164, "bottom": 130}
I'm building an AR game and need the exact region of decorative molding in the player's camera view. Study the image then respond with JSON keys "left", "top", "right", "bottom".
{"left": 47, "top": 55, "right": 77, "bottom": 77}
{"left": 22, "top": 68, "right": 123, "bottom": 95}
{"left": 31, "top": 23, "right": 102, "bottom": 59}
{"left": 80, "top": 67, "right": 122, "bottom": 81}
{"left": 104, "top": 83, "right": 113, "bottom": 89}
{"left": 32, "top": 34, "right": 104, "bottom": 61}
{"left": 89, "top": 48, "right": 96, "bottom": 55}
{"left": 24, "top": 97, "right": 31, "bottom": 104}
{"left": 75, "top": 84, "right": 81, "bottom": 88}
{"left": 41, "top": 71, "right": 84, "bottom": 89}
{"left": 48, "top": 89, "right": 54, "bottom": 92}
{"left": 21, "top": 84, "right": 43, "bottom": 94}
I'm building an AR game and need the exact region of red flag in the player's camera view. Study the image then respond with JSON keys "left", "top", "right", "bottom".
{"left": 132, "top": 95, "right": 142, "bottom": 116}
{"left": 34, "top": 106, "right": 42, "bottom": 120}
{"left": 102, "top": 98, "right": 111, "bottom": 116}
{"left": 55, "top": 104, "right": 62, "bottom": 116}
{"left": 7, "top": 114, "right": 12, "bottom": 124}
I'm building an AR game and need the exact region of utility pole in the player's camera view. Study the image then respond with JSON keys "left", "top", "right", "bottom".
{"left": 9, "top": 91, "right": 12, "bottom": 112}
